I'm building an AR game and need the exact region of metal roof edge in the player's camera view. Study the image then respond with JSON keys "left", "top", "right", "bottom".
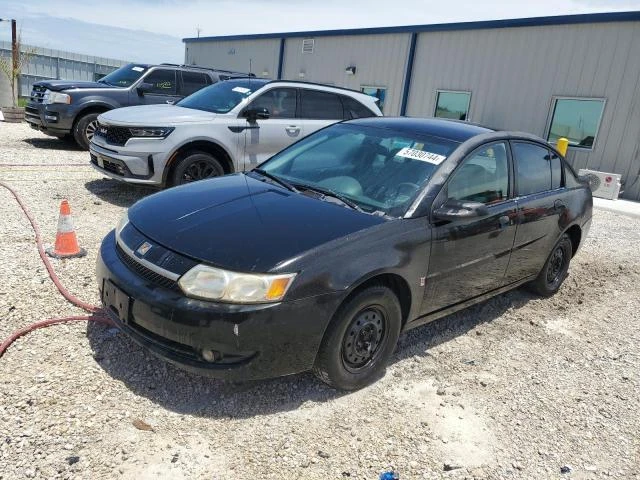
{"left": 182, "top": 10, "right": 640, "bottom": 43}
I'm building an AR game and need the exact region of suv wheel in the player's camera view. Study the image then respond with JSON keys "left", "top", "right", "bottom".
{"left": 313, "top": 285, "right": 402, "bottom": 390}
{"left": 73, "top": 112, "right": 100, "bottom": 150}
{"left": 171, "top": 151, "right": 225, "bottom": 186}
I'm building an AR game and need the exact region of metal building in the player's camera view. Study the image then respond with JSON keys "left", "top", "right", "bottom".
{"left": 0, "top": 41, "right": 127, "bottom": 107}
{"left": 184, "top": 11, "right": 640, "bottom": 200}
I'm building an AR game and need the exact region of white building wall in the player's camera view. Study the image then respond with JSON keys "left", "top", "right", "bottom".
{"left": 185, "top": 38, "right": 281, "bottom": 78}
{"left": 282, "top": 33, "right": 412, "bottom": 115}
{"left": 407, "top": 21, "right": 640, "bottom": 199}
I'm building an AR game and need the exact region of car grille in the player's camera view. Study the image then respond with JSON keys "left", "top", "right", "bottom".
{"left": 91, "top": 153, "right": 127, "bottom": 176}
{"left": 30, "top": 85, "right": 47, "bottom": 103}
{"left": 116, "top": 242, "right": 180, "bottom": 291}
{"left": 94, "top": 123, "right": 133, "bottom": 146}
{"left": 25, "top": 106, "right": 40, "bottom": 120}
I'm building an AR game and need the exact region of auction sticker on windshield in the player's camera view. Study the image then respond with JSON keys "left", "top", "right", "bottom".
{"left": 132, "top": 66, "right": 145, "bottom": 72}
{"left": 396, "top": 147, "right": 446, "bottom": 165}
{"left": 232, "top": 87, "right": 251, "bottom": 94}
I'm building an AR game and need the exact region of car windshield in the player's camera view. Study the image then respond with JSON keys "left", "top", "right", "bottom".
{"left": 258, "top": 123, "right": 459, "bottom": 217}
{"left": 177, "top": 80, "right": 266, "bottom": 113}
{"left": 98, "top": 63, "right": 148, "bottom": 87}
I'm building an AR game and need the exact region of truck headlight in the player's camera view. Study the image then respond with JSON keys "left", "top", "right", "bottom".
{"left": 178, "top": 264, "right": 296, "bottom": 303}
{"left": 128, "top": 127, "right": 174, "bottom": 138}
{"left": 43, "top": 90, "right": 71, "bottom": 105}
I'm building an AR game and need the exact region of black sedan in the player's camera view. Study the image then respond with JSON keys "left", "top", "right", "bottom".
{"left": 97, "top": 117, "right": 592, "bottom": 390}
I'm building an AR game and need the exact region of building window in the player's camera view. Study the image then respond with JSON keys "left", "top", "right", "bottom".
{"left": 547, "top": 97, "right": 605, "bottom": 149}
{"left": 361, "top": 86, "right": 386, "bottom": 113}
{"left": 434, "top": 90, "right": 471, "bottom": 121}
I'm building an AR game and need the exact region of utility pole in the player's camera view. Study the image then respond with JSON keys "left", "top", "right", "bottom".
{"left": 196, "top": 26, "right": 202, "bottom": 38}
{"left": 11, "top": 19, "right": 17, "bottom": 76}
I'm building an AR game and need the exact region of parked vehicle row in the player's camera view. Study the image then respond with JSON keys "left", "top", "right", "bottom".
{"left": 25, "top": 63, "right": 254, "bottom": 149}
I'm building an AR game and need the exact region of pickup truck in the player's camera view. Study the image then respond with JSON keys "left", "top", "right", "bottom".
{"left": 25, "top": 63, "right": 253, "bottom": 149}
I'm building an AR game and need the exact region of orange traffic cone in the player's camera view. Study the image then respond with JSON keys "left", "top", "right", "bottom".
{"left": 46, "top": 200, "right": 87, "bottom": 259}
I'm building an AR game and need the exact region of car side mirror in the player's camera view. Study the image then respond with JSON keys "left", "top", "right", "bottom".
{"left": 243, "top": 107, "right": 270, "bottom": 122}
{"left": 136, "top": 82, "right": 153, "bottom": 95}
{"left": 433, "top": 199, "right": 489, "bottom": 221}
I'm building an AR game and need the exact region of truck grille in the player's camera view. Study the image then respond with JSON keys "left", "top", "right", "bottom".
{"left": 94, "top": 122, "right": 133, "bottom": 146}
{"left": 30, "top": 85, "right": 47, "bottom": 103}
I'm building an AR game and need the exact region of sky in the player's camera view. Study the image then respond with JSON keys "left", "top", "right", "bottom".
{"left": 0, "top": 0, "right": 639, "bottom": 63}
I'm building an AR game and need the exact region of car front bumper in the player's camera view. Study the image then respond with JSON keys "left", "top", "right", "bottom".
{"left": 25, "top": 101, "right": 74, "bottom": 136}
{"left": 96, "top": 231, "right": 341, "bottom": 380}
{"left": 89, "top": 142, "right": 166, "bottom": 185}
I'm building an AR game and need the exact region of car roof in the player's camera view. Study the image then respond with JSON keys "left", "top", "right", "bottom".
{"left": 346, "top": 117, "right": 496, "bottom": 142}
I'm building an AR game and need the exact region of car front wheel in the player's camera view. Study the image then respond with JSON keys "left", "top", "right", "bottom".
{"left": 73, "top": 112, "right": 100, "bottom": 150}
{"left": 313, "top": 285, "right": 402, "bottom": 390}
{"left": 171, "top": 151, "right": 225, "bottom": 186}
{"left": 530, "top": 233, "right": 573, "bottom": 297}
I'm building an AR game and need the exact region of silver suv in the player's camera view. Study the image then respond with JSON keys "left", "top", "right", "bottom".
{"left": 89, "top": 79, "right": 382, "bottom": 187}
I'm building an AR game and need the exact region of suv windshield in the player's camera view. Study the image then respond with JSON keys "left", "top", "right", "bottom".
{"left": 259, "top": 123, "right": 459, "bottom": 217}
{"left": 98, "top": 63, "right": 149, "bottom": 87}
{"left": 177, "top": 79, "right": 267, "bottom": 113}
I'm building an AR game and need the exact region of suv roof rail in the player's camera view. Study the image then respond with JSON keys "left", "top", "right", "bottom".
{"left": 265, "top": 79, "right": 367, "bottom": 95}
{"left": 159, "top": 63, "right": 255, "bottom": 76}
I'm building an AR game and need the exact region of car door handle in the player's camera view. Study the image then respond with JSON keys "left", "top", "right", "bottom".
{"left": 285, "top": 126, "right": 300, "bottom": 135}
{"left": 498, "top": 215, "right": 510, "bottom": 228}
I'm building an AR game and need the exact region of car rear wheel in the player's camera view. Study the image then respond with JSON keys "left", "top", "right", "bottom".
{"left": 73, "top": 112, "right": 100, "bottom": 150}
{"left": 171, "top": 151, "right": 225, "bottom": 186}
{"left": 529, "top": 233, "right": 573, "bottom": 297}
{"left": 313, "top": 285, "right": 402, "bottom": 390}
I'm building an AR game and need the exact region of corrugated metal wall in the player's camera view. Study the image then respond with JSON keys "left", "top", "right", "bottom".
{"left": 185, "top": 19, "right": 640, "bottom": 199}
{"left": 281, "top": 34, "right": 411, "bottom": 115}
{"left": 406, "top": 21, "right": 640, "bottom": 200}
{"left": 0, "top": 41, "right": 126, "bottom": 107}
{"left": 185, "top": 39, "right": 280, "bottom": 78}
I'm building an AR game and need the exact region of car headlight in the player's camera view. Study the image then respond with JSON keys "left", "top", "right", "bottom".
{"left": 43, "top": 90, "right": 71, "bottom": 105}
{"left": 115, "top": 211, "right": 129, "bottom": 238}
{"left": 178, "top": 264, "right": 296, "bottom": 303}
{"left": 128, "top": 127, "right": 174, "bottom": 138}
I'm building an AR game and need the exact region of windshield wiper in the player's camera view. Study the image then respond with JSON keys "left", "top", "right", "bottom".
{"left": 252, "top": 169, "right": 299, "bottom": 193}
{"left": 295, "top": 183, "right": 364, "bottom": 212}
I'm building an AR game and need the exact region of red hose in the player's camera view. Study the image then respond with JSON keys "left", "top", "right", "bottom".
{"left": 0, "top": 314, "right": 112, "bottom": 358}
{"left": 0, "top": 181, "right": 99, "bottom": 313}
{"left": 0, "top": 181, "right": 113, "bottom": 358}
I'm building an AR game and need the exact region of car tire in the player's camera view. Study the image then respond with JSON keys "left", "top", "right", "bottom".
{"left": 529, "top": 233, "right": 573, "bottom": 297}
{"left": 171, "top": 151, "right": 225, "bottom": 186}
{"left": 313, "top": 284, "right": 402, "bottom": 390}
{"left": 73, "top": 112, "right": 100, "bottom": 150}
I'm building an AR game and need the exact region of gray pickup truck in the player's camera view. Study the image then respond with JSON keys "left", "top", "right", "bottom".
{"left": 25, "top": 63, "right": 253, "bottom": 149}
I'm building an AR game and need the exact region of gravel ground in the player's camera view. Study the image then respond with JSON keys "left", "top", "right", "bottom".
{"left": 0, "top": 121, "right": 639, "bottom": 480}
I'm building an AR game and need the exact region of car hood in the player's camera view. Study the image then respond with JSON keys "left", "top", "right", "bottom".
{"left": 34, "top": 80, "right": 116, "bottom": 91}
{"left": 99, "top": 104, "right": 217, "bottom": 125}
{"left": 128, "top": 174, "right": 386, "bottom": 272}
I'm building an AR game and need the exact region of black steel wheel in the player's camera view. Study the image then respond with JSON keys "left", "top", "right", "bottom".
{"left": 529, "top": 233, "right": 573, "bottom": 297}
{"left": 171, "top": 151, "right": 225, "bottom": 186}
{"left": 313, "top": 284, "right": 402, "bottom": 390}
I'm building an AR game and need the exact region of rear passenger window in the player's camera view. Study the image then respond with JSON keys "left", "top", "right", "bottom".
{"left": 301, "top": 90, "right": 343, "bottom": 119}
{"left": 143, "top": 69, "right": 177, "bottom": 95}
{"left": 513, "top": 142, "right": 560, "bottom": 196}
{"left": 342, "top": 96, "right": 375, "bottom": 119}
{"left": 180, "top": 71, "right": 210, "bottom": 96}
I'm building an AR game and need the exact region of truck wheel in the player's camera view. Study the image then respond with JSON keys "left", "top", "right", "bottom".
{"left": 529, "top": 233, "right": 573, "bottom": 297}
{"left": 313, "top": 285, "right": 402, "bottom": 390}
{"left": 171, "top": 151, "right": 225, "bottom": 186}
{"left": 73, "top": 112, "right": 100, "bottom": 150}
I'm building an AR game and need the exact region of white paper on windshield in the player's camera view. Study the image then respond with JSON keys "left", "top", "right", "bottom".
{"left": 396, "top": 147, "right": 446, "bottom": 165}
{"left": 132, "top": 66, "right": 144, "bottom": 72}
{"left": 232, "top": 86, "right": 251, "bottom": 94}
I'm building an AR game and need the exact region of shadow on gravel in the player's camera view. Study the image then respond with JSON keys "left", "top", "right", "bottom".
{"left": 85, "top": 178, "right": 157, "bottom": 207}
{"left": 23, "top": 137, "right": 82, "bottom": 151}
{"left": 86, "top": 288, "right": 535, "bottom": 418}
